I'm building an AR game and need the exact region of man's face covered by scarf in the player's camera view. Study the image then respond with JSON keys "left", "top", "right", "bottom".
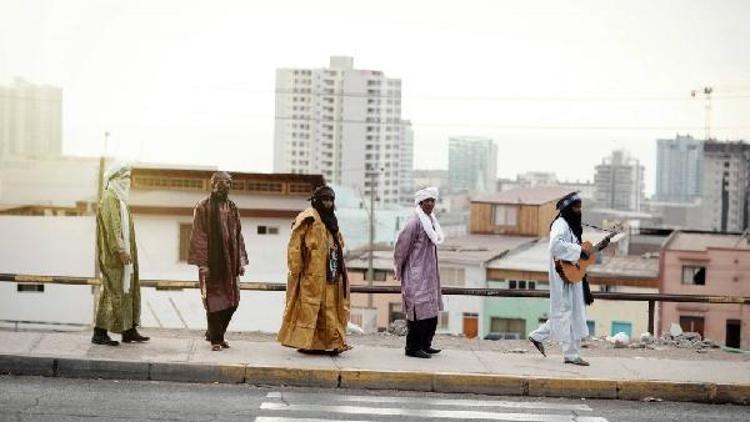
{"left": 211, "top": 172, "right": 231, "bottom": 201}
{"left": 105, "top": 163, "right": 132, "bottom": 203}
{"left": 312, "top": 186, "right": 335, "bottom": 213}
{"left": 556, "top": 192, "right": 583, "bottom": 241}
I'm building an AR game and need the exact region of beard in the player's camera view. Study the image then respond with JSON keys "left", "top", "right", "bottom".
{"left": 211, "top": 190, "right": 228, "bottom": 202}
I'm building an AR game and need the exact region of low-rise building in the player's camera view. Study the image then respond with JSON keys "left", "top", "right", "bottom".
{"left": 659, "top": 231, "right": 750, "bottom": 349}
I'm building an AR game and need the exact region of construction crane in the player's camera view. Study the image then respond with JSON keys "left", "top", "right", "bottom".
{"left": 691, "top": 86, "right": 713, "bottom": 141}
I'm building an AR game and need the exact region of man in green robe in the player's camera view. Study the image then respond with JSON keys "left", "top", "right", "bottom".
{"left": 92, "top": 163, "right": 149, "bottom": 346}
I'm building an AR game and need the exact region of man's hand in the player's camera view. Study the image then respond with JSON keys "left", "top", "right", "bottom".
{"left": 118, "top": 251, "right": 132, "bottom": 265}
{"left": 239, "top": 266, "right": 245, "bottom": 276}
{"left": 199, "top": 266, "right": 210, "bottom": 279}
{"left": 582, "top": 243, "right": 593, "bottom": 255}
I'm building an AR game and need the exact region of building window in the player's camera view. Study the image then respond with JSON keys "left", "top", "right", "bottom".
{"left": 489, "top": 318, "right": 526, "bottom": 338}
{"left": 438, "top": 311, "right": 450, "bottom": 331}
{"left": 586, "top": 320, "right": 596, "bottom": 336}
{"left": 257, "top": 226, "right": 279, "bottom": 235}
{"left": 493, "top": 205, "right": 518, "bottom": 226}
{"left": 682, "top": 265, "right": 706, "bottom": 285}
{"left": 508, "top": 280, "right": 517, "bottom": 289}
{"left": 679, "top": 316, "right": 705, "bottom": 337}
{"left": 178, "top": 223, "right": 192, "bottom": 262}
{"left": 17, "top": 283, "right": 44, "bottom": 293}
{"left": 611, "top": 321, "right": 632, "bottom": 337}
{"left": 439, "top": 267, "right": 465, "bottom": 287}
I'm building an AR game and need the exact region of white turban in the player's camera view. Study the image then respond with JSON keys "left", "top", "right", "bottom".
{"left": 414, "top": 187, "right": 439, "bottom": 205}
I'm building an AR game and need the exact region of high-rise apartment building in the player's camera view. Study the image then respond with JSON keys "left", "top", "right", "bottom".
{"left": 448, "top": 137, "right": 497, "bottom": 193}
{"left": 273, "top": 56, "right": 411, "bottom": 204}
{"left": 655, "top": 134, "right": 704, "bottom": 203}
{"left": 593, "top": 150, "right": 645, "bottom": 212}
{"left": 701, "top": 140, "right": 750, "bottom": 232}
{"left": 0, "top": 78, "right": 63, "bottom": 160}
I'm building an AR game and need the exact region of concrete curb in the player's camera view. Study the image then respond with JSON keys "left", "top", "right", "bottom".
{"left": 0, "top": 354, "right": 747, "bottom": 405}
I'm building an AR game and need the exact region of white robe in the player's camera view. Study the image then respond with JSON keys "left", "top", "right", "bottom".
{"left": 546, "top": 218, "right": 589, "bottom": 342}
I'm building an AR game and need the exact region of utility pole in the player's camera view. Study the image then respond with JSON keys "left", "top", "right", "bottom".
{"left": 691, "top": 87, "right": 713, "bottom": 141}
{"left": 365, "top": 170, "right": 378, "bottom": 308}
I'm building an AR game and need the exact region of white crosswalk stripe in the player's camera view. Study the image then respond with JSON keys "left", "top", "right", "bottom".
{"left": 255, "top": 391, "right": 609, "bottom": 422}
{"left": 265, "top": 392, "right": 593, "bottom": 411}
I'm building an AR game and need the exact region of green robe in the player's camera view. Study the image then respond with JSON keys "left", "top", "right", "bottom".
{"left": 95, "top": 190, "right": 141, "bottom": 333}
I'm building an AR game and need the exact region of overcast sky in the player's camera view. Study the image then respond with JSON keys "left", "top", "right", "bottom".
{"left": 2, "top": 0, "right": 749, "bottom": 194}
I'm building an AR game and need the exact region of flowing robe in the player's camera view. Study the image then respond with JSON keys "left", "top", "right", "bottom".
{"left": 277, "top": 208, "right": 350, "bottom": 350}
{"left": 547, "top": 218, "right": 589, "bottom": 342}
{"left": 393, "top": 215, "right": 443, "bottom": 321}
{"left": 188, "top": 197, "right": 248, "bottom": 313}
{"left": 95, "top": 190, "right": 140, "bottom": 333}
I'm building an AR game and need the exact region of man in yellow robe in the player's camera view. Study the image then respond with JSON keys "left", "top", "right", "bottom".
{"left": 277, "top": 186, "right": 351, "bottom": 354}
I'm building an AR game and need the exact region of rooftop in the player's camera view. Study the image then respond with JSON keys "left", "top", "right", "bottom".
{"left": 471, "top": 186, "right": 571, "bottom": 206}
{"left": 345, "top": 234, "right": 534, "bottom": 269}
{"left": 666, "top": 231, "right": 750, "bottom": 252}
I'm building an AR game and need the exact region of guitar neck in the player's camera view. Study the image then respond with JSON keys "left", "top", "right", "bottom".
{"left": 593, "top": 232, "right": 617, "bottom": 252}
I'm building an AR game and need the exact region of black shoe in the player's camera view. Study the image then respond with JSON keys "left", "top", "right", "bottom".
{"left": 122, "top": 328, "right": 150, "bottom": 343}
{"left": 92, "top": 332, "right": 119, "bottom": 346}
{"left": 424, "top": 347, "right": 441, "bottom": 354}
{"left": 528, "top": 337, "right": 546, "bottom": 357}
{"left": 405, "top": 349, "right": 431, "bottom": 359}
{"left": 564, "top": 357, "right": 590, "bottom": 366}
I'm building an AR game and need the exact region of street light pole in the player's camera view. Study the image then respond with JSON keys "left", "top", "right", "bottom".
{"left": 366, "top": 170, "right": 377, "bottom": 309}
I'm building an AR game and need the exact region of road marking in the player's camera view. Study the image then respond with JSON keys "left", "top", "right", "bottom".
{"left": 255, "top": 418, "right": 373, "bottom": 422}
{"left": 265, "top": 392, "right": 593, "bottom": 412}
{"left": 259, "top": 402, "right": 609, "bottom": 422}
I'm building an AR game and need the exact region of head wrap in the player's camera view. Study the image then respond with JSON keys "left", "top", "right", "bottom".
{"left": 105, "top": 162, "right": 132, "bottom": 203}
{"left": 414, "top": 187, "right": 439, "bottom": 206}
{"left": 310, "top": 185, "right": 339, "bottom": 236}
{"left": 413, "top": 187, "right": 444, "bottom": 245}
{"left": 556, "top": 192, "right": 581, "bottom": 211}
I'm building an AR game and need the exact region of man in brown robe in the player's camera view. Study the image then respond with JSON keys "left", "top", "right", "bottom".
{"left": 188, "top": 171, "right": 248, "bottom": 351}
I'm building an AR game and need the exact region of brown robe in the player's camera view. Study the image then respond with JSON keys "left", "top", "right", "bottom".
{"left": 188, "top": 197, "right": 248, "bottom": 312}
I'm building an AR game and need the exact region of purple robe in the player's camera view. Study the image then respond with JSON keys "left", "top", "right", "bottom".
{"left": 393, "top": 215, "right": 443, "bottom": 321}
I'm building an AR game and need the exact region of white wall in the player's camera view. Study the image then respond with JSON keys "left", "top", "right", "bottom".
{"left": 134, "top": 214, "right": 291, "bottom": 332}
{"left": 0, "top": 214, "right": 293, "bottom": 333}
{"left": 440, "top": 265, "right": 485, "bottom": 335}
{"left": 0, "top": 216, "right": 95, "bottom": 325}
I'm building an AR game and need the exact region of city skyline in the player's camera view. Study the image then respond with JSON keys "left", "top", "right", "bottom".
{"left": 2, "top": 1, "right": 750, "bottom": 195}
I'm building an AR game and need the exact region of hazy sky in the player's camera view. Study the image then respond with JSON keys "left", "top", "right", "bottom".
{"left": 2, "top": 0, "right": 750, "bottom": 194}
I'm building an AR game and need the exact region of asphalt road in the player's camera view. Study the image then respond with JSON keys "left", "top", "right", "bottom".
{"left": 0, "top": 376, "right": 746, "bottom": 422}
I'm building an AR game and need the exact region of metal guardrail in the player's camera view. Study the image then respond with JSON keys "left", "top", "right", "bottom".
{"left": 2, "top": 273, "right": 749, "bottom": 335}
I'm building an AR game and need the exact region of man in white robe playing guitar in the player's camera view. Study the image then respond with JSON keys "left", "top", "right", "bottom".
{"left": 528, "top": 192, "right": 609, "bottom": 366}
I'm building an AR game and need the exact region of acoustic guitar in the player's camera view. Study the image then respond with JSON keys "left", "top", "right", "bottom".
{"left": 554, "top": 229, "right": 620, "bottom": 284}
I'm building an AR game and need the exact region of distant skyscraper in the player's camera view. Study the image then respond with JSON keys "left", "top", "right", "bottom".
{"left": 448, "top": 137, "right": 497, "bottom": 193}
{"left": 398, "top": 121, "right": 414, "bottom": 203}
{"left": 701, "top": 140, "right": 750, "bottom": 232}
{"left": 273, "top": 56, "right": 412, "bottom": 205}
{"left": 655, "top": 134, "right": 704, "bottom": 203}
{"left": 0, "top": 78, "right": 63, "bottom": 160}
{"left": 594, "top": 150, "right": 644, "bottom": 212}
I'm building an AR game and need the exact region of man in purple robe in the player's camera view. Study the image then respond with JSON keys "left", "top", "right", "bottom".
{"left": 393, "top": 187, "right": 444, "bottom": 359}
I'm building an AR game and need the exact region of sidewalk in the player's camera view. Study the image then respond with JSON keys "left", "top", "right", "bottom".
{"left": 1, "top": 329, "right": 748, "bottom": 405}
